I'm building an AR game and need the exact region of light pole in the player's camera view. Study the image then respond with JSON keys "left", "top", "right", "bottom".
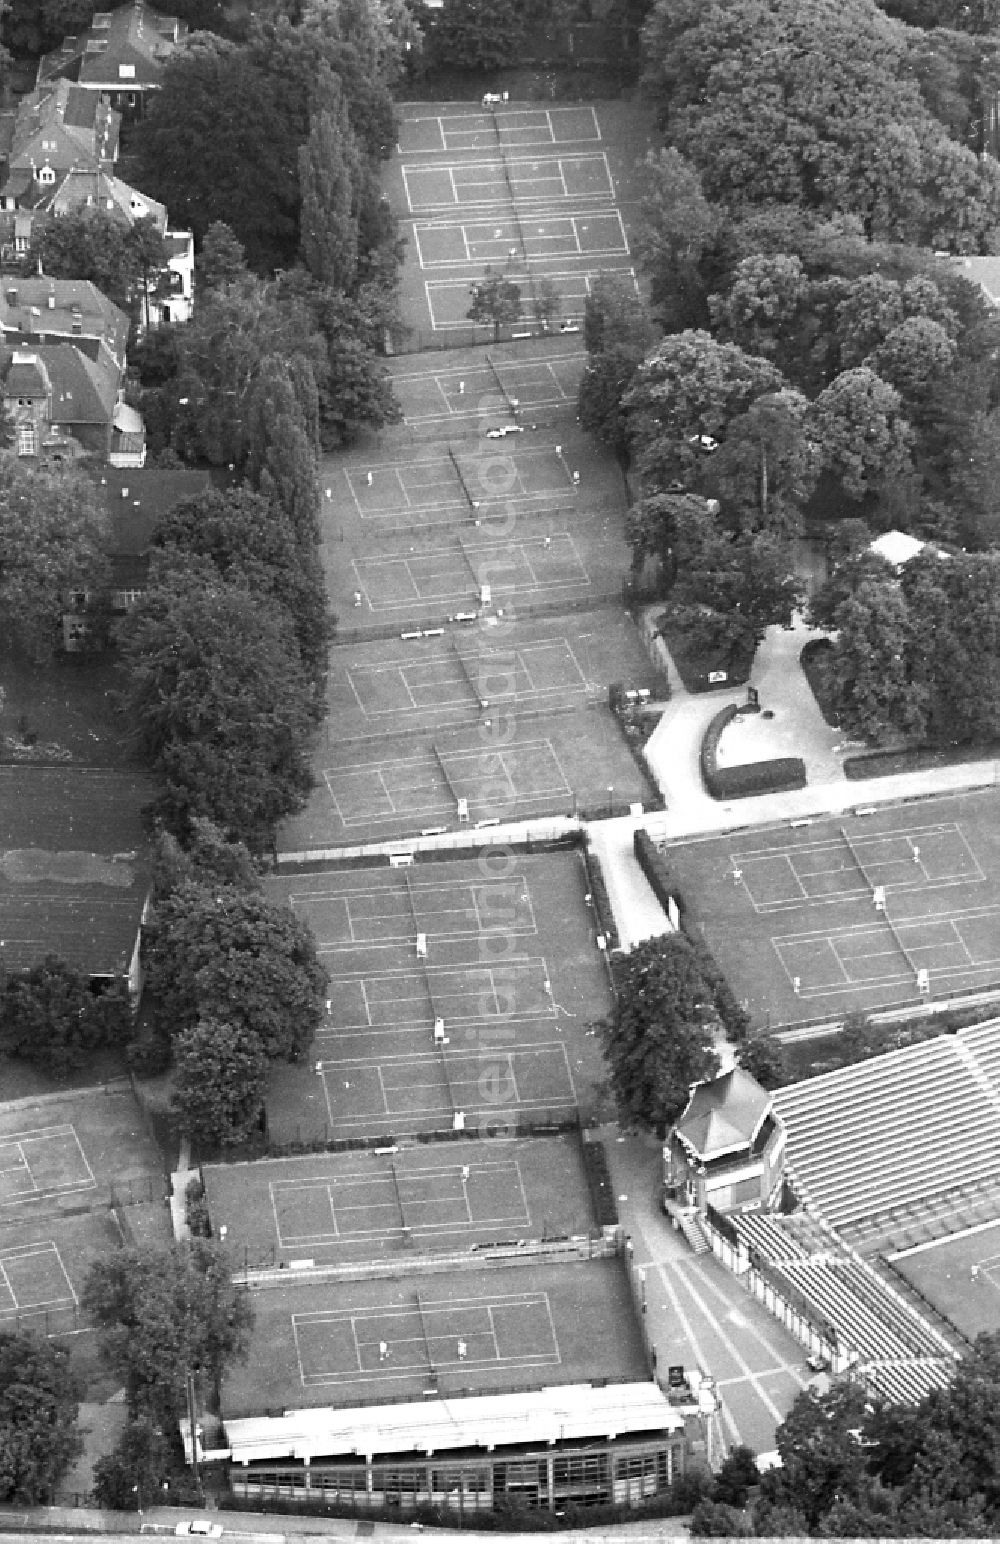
{"left": 607, "top": 784, "right": 614, "bottom": 816}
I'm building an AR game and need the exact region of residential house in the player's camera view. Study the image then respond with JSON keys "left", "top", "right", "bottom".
{"left": 1, "top": 342, "right": 143, "bottom": 465}
{"left": 62, "top": 465, "right": 210, "bottom": 649}
{"left": 0, "top": 766, "right": 154, "bottom": 1004}
{"left": 0, "top": 78, "right": 120, "bottom": 212}
{"left": 36, "top": 2, "right": 189, "bottom": 120}
{"left": 0, "top": 276, "right": 129, "bottom": 372}
{"left": 21, "top": 171, "right": 195, "bottom": 327}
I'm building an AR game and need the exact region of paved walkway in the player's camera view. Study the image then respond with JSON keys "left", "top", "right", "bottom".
{"left": 601, "top": 1130, "right": 808, "bottom": 1463}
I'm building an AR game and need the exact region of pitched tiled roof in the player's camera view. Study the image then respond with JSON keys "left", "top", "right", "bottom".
{"left": 4, "top": 351, "right": 49, "bottom": 397}
{"left": 0, "top": 277, "right": 129, "bottom": 364}
{"left": 38, "top": 3, "right": 187, "bottom": 93}
{"left": 0, "top": 766, "right": 153, "bottom": 978}
{"left": 96, "top": 466, "right": 212, "bottom": 553}
{"left": 49, "top": 167, "right": 166, "bottom": 229}
{"left": 674, "top": 1067, "right": 772, "bottom": 1159}
{"left": 30, "top": 343, "right": 121, "bottom": 425}
{"left": 8, "top": 79, "right": 119, "bottom": 174}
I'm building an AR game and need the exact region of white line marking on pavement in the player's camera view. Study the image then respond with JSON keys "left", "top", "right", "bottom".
{"left": 655, "top": 1263, "right": 740, "bottom": 1449}
{"left": 671, "top": 1258, "right": 789, "bottom": 1426}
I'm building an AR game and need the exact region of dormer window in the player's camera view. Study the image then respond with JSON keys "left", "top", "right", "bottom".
{"left": 118, "top": 64, "right": 136, "bottom": 79}
{"left": 37, "top": 166, "right": 56, "bottom": 185}
{"left": 93, "top": 10, "right": 112, "bottom": 25}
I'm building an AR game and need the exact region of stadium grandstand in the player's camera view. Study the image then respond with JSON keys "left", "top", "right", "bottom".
{"left": 713, "top": 1210, "right": 958, "bottom": 1406}
{"left": 772, "top": 1019, "right": 1000, "bottom": 1243}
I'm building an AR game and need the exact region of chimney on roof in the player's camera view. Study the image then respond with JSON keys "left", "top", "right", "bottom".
{"left": 6, "top": 287, "right": 17, "bottom": 306}
{"left": 47, "top": 287, "right": 55, "bottom": 310}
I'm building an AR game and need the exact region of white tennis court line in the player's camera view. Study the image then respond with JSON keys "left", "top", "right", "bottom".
{"left": 293, "top": 1290, "right": 560, "bottom": 1383}
{"left": 0, "top": 1241, "right": 78, "bottom": 1314}
{"left": 352, "top": 532, "right": 592, "bottom": 609}
{"left": 402, "top": 151, "right": 616, "bottom": 214}
{"left": 0, "top": 1124, "right": 97, "bottom": 1206}
{"left": 322, "top": 736, "right": 575, "bottom": 828}
{"left": 424, "top": 265, "right": 636, "bottom": 328}
{"left": 739, "top": 823, "right": 988, "bottom": 915}
{"left": 770, "top": 905, "right": 1000, "bottom": 997}
{"left": 316, "top": 1041, "right": 577, "bottom": 1127}
{"left": 413, "top": 209, "right": 629, "bottom": 270}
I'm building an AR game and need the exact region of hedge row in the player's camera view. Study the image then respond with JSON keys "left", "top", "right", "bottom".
{"left": 633, "top": 829, "right": 750, "bottom": 1044}
{"left": 700, "top": 704, "right": 807, "bottom": 799}
{"left": 581, "top": 1138, "right": 619, "bottom": 1227}
{"left": 844, "top": 741, "right": 1000, "bottom": 780}
{"left": 581, "top": 846, "right": 620, "bottom": 952}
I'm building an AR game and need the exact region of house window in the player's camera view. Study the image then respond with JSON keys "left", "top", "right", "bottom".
{"left": 113, "top": 589, "right": 144, "bottom": 610}
{"left": 38, "top": 167, "right": 56, "bottom": 185}
{"left": 17, "top": 423, "right": 35, "bottom": 456}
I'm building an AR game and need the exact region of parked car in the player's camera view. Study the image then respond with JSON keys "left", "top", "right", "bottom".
{"left": 175, "top": 1523, "right": 223, "bottom": 1538}
{"left": 486, "top": 425, "right": 524, "bottom": 439}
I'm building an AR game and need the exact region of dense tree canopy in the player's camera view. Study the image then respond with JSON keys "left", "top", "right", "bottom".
{"left": 605, "top": 935, "right": 721, "bottom": 1133}
{"left": 115, "top": 553, "right": 316, "bottom": 845}
{"left": 0, "top": 956, "right": 130, "bottom": 1077}
{"left": 143, "top": 879, "right": 328, "bottom": 1061}
{"left": 0, "top": 460, "right": 110, "bottom": 662}
{"left": 0, "top": 1331, "right": 82, "bottom": 1503}
{"left": 641, "top": 0, "right": 1000, "bottom": 249}
{"left": 82, "top": 1241, "right": 253, "bottom": 1425}
{"left": 153, "top": 483, "right": 332, "bottom": 692}
{"left": 28, "top": 211, "right": 168, "bottom": 321}
{"left": 171, "top": 1017, "right": 268, "bottom": 1148}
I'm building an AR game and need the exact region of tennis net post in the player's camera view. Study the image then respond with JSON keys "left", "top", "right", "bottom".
{"left": 485, "top": 352, "right": 517, "bottom": 417}
{"left": 839, "top": 824, "right": 876, "bottom": 891}
{"left": 389, "top": 1160, "right": 407, "bottom": 1230}
{"left": 415, "top": 1289, "right": 435, "bottom": 1370}
{"left": 447, "top": 445, "right": 477, "bottom": 512}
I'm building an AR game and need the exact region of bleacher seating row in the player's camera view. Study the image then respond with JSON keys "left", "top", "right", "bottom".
{"left": 727, "top": 1210, "right": 956, "bottom": 1404}
{"left": 772, "top": 1022, "right": 1000, "bottom": 1231}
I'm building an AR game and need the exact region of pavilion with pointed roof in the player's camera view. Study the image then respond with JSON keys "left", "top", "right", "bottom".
{"left": 663, "top": 1067, "right": 786, "bottom": 1216}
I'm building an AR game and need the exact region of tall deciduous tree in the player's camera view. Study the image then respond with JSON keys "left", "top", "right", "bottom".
{"left": 28, "top": 210, "right": 168, "bottom": 320}
{"left": 623, "top": 331, "right": 786, "bottom": 492}
{"left": 0, "top": 1331, "right": 82, "bottom": 1503}
{"left": 808, "top": 367, "right": 914, "bottom": 502}
{"left": 115, "top": 553, "right": 315, "bottom": 845}
{"left": 830, "top": 575, "right": 928, "bottom": 743}
{"left": 467, "top": 266, "right": 523, "bottom": 341}
{"left": 421, "top": 0, "right": 526, "bottom": 71}
{"left": 171, "top": 1018, "right": 267, "bottom": 1148}
{"left": 81, "top": 1241, "right": 253, "bottom": 1425}
{"left": 130, "top": 34, "right": 304, "bottom": 272}
{"left": 0, "top": 956, "right": 130, "bottom": 1077}
{"left": 0, "top": 460, "right": 110, "bottom": 662}
{"left": 144, "top": 880, "right": 328, "bottom": 1061}
{"left": 632, "top": 147, "right": 721, "bottom": 328}
{"left": 299, "top": 70, "right": 359, "bottom": 291}
{"left": 154, "top": 484, "right": 332, "bottom": 690}
{"left": 605, "top": 935, "right": 721, "bottom": 1133}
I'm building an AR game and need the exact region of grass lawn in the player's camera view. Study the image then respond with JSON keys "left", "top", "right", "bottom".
{"left": 221, "top": 1255, "right": 647, "bottom": 1417}
{"left": 0, "top": 652, "right": 132, "bottom": 765}
{"left": 661, "top": 789, "right": 1000, "bottom": 1030}
{"left": 891, "top": 1223, "right": 1000, "bottom": 1342}
{"left": 263, "top": 850, "right": 613, "bottom": 1143}
{"left": 202, "top": 1132, "right": 594, "bottom": 1269}
{"left": 656, "top": 608, "right": 754, "bottom": 693}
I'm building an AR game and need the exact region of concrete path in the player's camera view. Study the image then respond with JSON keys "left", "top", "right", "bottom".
{"left": 602, "top": 1130, "right": 809, "bottom": 1461}
{"left": 642, "top": 612, "right": 843, "bottom": 814}
{"left": 586, "top": 821, "right": 671, "bottom": 950}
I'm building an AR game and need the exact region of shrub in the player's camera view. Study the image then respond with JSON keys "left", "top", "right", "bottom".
{"left": 633, "top": 831, "right": 749, "bottom": 1042}
{"left": 700, "top": 705, "right": 806, "bottom": 799}
{"left": 581, "top": 1139, "right": 618, "bottom": 1226}
{"left": 581, "top": 846, "right": 620, "bottom": 951}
